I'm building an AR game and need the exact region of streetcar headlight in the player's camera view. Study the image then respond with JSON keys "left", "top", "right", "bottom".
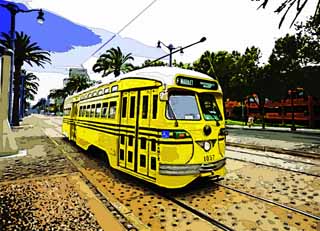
{"left": 204, "top": 141, "right": 211, "bottom": 151}
{"left": 196, "top": 141, "right": 212, "bottom": 152}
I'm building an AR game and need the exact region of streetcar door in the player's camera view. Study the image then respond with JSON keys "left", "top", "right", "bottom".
{"left": 70, "top": 102, "right": 78, "bottom": 141}
{"left": 136, "top": 89, "right": 158, "bottom": 178}
{"left": 119, "top": 91, "right": 138, "bottom": 171}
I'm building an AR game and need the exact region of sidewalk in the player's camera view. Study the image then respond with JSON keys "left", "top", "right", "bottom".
{"left": 226, "top": 124, "right": 320, "bottom": 135}
{"left": 0, "top": 115, "right": 125, "bottom": 231}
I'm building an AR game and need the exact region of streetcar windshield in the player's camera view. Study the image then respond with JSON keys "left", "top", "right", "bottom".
{"left": 198, "top": 93, "right": 222, "bottom": 121}
{"left": 166, "top": 92, "right": 201, "bottom": 120}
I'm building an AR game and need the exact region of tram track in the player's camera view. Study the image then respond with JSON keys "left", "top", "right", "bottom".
{"left": 50, "top": 136, "right": 227, "bottom": 231}
{"left": 47, "top": 136, "right": 143, "bottom": 231}
{"left": 45, "top": 123, "right": 317, "bottom": 230}
{"left": 226, "top": 156, "right": 320, "bottom": 177}
{"left": 157, "top": 191, "right": 234, "bottom": 231}
{"left": 226, "top": 147, "right": 320, "bottom": 166}
{"left": 169, "top": 178, "right": 320, "bottom": 231}
{"left": 46, "top": 119, "right": 320, "bottom": 230}
{"left": 226, "top": 154, "right": 320, "bottom": 177}
{"left": 227, "top": 142, "right": 320, "bottom": 159}
{"left": 214, "top": 182, "right": 320, "bottom": 221}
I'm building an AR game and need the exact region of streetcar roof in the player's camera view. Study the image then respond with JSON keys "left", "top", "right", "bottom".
{"left": 66, "top": 67, "right": 217, "bottom": 100}
{"left": 105, "top": 66, "right": 215, "bottom": 85}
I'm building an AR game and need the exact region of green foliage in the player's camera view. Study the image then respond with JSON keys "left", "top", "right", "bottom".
{"left": 32, "top": 98, "right": 47, "bottom": 111}
{"left": 193, "top": 47, "right": 262, "bottom": 101}
{"left": 48, "top": 71, "right": 96, "bottom": 112}
{"left": 93, "top": 46, "right": 134, "bottom": 77}
{"left": 22, "top": 70, "right": 39, "bottom": 110}
{"left": 296, "top": 11, "right": 320, "bottom": 64}
{"left": 65, "top": 72, "right": 96, "bottom": 95}
{"left": 140, "top": 59, "right": 166, "bottom": 68}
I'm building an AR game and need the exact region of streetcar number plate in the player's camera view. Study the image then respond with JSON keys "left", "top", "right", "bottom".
{"left": 204, "top": 155, "right": 214, "bottom": 162}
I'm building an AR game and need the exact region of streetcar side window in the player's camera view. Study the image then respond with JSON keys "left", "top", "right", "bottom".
{"left": 81, "top": 106, "right": 85, "bottom": 117}
{"left": 130, "top": 96, "right": 135, "bottom": 118}
{"left": 150, "top": 157, "right": 156, "bottom": 170}
{"left": 109, "top": 101, "right": 117, "bottom": 119}
{"left": 152, "top": 95, "right": 158, "bottom": 119}
{"left": 82, "top": 106, "right": 85, "bottom": 117}
{"left": 140, "top": 155, "right": 146, "bottom": 167}
{"left": 86, "top": 105, "right": 90, "bottom": 117}
{"left": 90, "top": 104, "right": 95, "bottom": 117}
{"left": 101, "top": 102, "right": 108, "bottom": 118}
{"left": 121, "top": 97, "right": 127, "bottom": 118}
{"left": 142, "top": 95, "right": 148, "bottom": 119}
{"left": 79, "top": 106, "right": 82, "bottom": 117}
{"left": 95, "top": 103, "right": 101, "bottom": 118}
{"left": 80, "top": 106, "right": 84, "bottom": 117}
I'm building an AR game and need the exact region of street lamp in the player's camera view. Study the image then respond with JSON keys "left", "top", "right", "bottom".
{"left": 0, "top": 2, "right": 45, "bottom": 124}
{"left": 157, "top": 41, "right": 184, "bottom": 67}
{"left": 153, "top": 37, "right": 206, "bottom": 67}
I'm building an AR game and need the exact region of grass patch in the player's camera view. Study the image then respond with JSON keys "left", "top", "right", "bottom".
{"left": 226, "top": 119, "right": 306, "bottom": 128}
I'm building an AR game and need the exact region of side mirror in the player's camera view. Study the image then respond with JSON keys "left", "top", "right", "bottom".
{"left": 159, "top": 91, "right": 168, "bottom": 101}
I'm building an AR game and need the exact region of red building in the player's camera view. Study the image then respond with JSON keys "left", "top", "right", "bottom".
{"left": 225, "top": 90, "right": 320, "bottom": 128}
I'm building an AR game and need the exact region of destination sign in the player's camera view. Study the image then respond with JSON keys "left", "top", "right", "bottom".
{"left": 176, "top": 76, "right": 218, "bottom": 90}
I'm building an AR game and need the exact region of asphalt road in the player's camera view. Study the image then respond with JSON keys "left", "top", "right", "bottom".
{"left": 227, "top": 127, "right": 320, "bottom": 152}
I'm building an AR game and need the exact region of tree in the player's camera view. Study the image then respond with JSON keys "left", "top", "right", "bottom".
{"left": 22, "top": 70, "right": 39, "bottom": 113}
{"left": 48, "top": 89, "right": 68, "bottom": 113}
{"left": 193, "top": 49, "right": 261, "bottom": 101}
{"left": 32, "top": 98, "right": 47, "bottom": 113}
{"left": 140, "top": 59, "right": 166, "bottom": 68}
{"left": 193, "top": 50, "right": 238, "bottom": 99}
{"left": 254, "top": 0, "right": 320, "bottom": 28}
{"left": 296, "top": 10, "right": 320, "bottom": 63}
{"left": 268, "top": 34, "right": 306, "bottom": 94}
{"left": 0, "top": 31, "right": 51, "bottom": 126}
{"left": 48, "top": 71, "right": 96, "bottom": 112}
{"left": 229, "top": 46, "right": 262, "bottom": 100}
{"left": 64, "top": 72, "right": 96, "bottom": 95}
{"left": 92, "top": 46, "right": 134, "bottom": 77}
{"left": 172, "top": 60, "right": 193, "bottom": 69}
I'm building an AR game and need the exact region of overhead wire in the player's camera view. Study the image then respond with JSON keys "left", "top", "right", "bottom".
{"left": 89, "top": 0, "right": 159, "bottom": 58}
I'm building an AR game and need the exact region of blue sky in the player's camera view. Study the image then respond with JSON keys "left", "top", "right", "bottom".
{"left": 0, "top": 0, "right": 101, "bottom": 52}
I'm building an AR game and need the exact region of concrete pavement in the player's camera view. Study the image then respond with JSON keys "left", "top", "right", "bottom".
{"left": 0, "top": 115, "right": 126, "bottom": 231}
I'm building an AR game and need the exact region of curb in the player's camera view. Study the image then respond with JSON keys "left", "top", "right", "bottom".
{"left": 226, "top": 126, "right": 320, "bottom": 136}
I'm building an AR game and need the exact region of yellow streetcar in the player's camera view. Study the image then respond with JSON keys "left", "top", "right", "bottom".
{"left": 62, "top": 67, "right": 227, "bottom": 188}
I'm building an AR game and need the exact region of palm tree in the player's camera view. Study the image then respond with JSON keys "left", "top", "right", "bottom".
{"left": 0, "top": 31, "right": 51, "bottom": 126}
{"left": 48, "top": 72, "right": 96, "bottom": 113}
{"left": 93, "top": 46, "right": 134, "bottom": 77}
{"left": 32, "top": 98, "right": 47, "bottom": 113}
{"left": 48, "top": 89, "right": 68, "bottom": 113}
{"left": 65, "top": 73, "right": 96, "bottom": 94}
{"left": 22, "top": 70, "right": 39, "bottom": 114}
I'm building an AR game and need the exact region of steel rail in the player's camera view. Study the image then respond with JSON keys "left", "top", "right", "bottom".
{"left": 226, "top": 147, "right": 319, "bottom": 166}
{"left": 227, "top": 142, "right": 320, "bottom": 159}
{"left": 214, "top": 182, "right": 320, "bottom": 221}
{"left": 160, "top": 192, "right": 234, "bottom": 231}
{"left": 226, "top": 157, "right": 320, "bottom": 177}
{"left": 57, "top": 136, "right": 233, "bottom": 231}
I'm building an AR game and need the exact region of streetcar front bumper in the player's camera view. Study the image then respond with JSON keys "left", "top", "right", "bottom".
{"left": 159, "top": 158, "right": 226, "bottom": 176}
